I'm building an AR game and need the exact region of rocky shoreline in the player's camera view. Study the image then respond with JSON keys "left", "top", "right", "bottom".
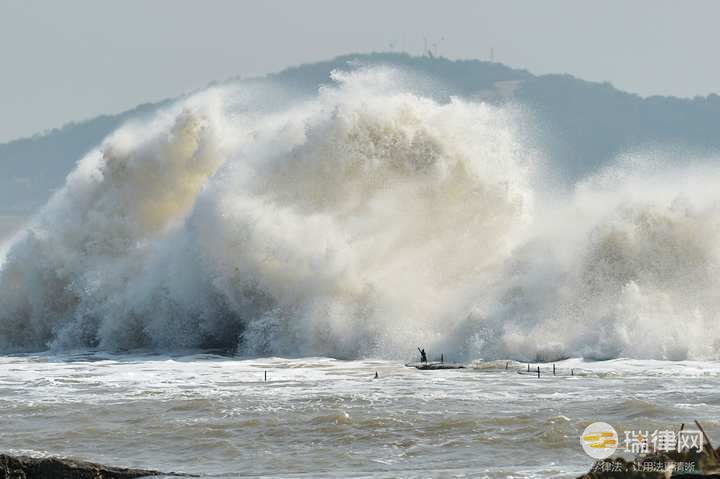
{"left": 0, "top": 454, "right": 196, "bottom": 479}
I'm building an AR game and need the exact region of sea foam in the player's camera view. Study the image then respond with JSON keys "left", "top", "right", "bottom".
{"left": 1, "top": 67, "right": 718, "bottom": 360}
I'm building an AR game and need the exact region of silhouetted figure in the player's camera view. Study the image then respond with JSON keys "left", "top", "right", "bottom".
{"left": 418, "top": 347, "right": 427, "bottom": 363}
{"left": 440, "top": 353, "right": 444, "bottom": 363}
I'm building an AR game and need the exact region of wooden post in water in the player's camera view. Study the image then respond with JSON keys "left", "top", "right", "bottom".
{"left": 527, "top": 363, "right": 530, "bottom": 372}
{"left": 553, "top": 364, "right": 556, "bottom": 376}
{"left": 571, "top": 369, "right": 574, "bottom": 376}
{"left": 694, "top": 420, "right": 719, "bottom": 461}
{"left": 537, "top": 366, "right": 540, "bottom": 378}
{"left": 505, "top": 361, "right": 509, "bottom": 370}
{"left": 264, "top": 370, "right": 267, "bottom": 382}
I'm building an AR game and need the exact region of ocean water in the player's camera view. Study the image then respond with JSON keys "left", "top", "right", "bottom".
{"left": 2, "top": 63, "right": 720, "bottom": 478}
{"left": 2, "top": 354, "right": 719, "bottom": 478}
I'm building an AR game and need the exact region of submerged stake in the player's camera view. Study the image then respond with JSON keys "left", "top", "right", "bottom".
{"left": 537, "top": 366, "right": 540, "bottom": 378}
{"left": 264, "top": 370, "right": 267, "bottom": 382}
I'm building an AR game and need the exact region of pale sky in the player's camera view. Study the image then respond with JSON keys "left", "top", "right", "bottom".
{"left": 1, "top": 0, "right": 719, "bottom": 142}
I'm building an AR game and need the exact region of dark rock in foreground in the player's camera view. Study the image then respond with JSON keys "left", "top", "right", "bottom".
{"left": 578, "top": 423, "right": 720, "bottom": 478}
{"left": 0, "top": 454, "right": 195, "bottom": 479}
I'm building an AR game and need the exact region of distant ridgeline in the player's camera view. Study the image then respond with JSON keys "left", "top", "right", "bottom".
{"left": 2, "top": 52, "right": 720, "bottom": 215}
{"left": 0, "top": 102, "right": 171, "bottom": 215}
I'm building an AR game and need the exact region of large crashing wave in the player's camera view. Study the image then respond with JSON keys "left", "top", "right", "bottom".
{"left": 1, "top": 67, "right": 719, "bottom": 360}
{"left": 490, "top": 160, "right": 720, "bottom": 361}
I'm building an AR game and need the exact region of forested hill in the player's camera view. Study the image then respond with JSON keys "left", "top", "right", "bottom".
{"left": 2, "top": 52, "right": 719, "bottom": 216}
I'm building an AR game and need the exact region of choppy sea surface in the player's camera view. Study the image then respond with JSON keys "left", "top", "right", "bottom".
{"left": 2, "top": 354, "right": 719, "bottom": 478}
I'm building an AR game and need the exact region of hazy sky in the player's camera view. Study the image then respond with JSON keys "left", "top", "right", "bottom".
{"left": 1, "top": 0, "right": 719, "bottom": 142}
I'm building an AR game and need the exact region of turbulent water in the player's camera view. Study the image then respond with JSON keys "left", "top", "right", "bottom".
{"left": 2, "top": 63, "right": 720, "bottom": 477}
{"left": 2, "top": 354, "right": 720, "bottom": 478}
{"left": 2, "top": 66, "right": 720, "bottom": 360}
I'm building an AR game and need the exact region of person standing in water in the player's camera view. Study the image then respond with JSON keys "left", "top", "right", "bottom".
{"left": 418, "top": 347, "right": 427, "bottom": 363}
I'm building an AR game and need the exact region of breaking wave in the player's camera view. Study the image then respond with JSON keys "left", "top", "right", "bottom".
{"left": 1, "top": 66, "right": 720, "bottom": 360}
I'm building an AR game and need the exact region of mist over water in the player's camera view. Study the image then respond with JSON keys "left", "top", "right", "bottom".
{"left": 1, "top": 66, "right": 719, "bottom": 361}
